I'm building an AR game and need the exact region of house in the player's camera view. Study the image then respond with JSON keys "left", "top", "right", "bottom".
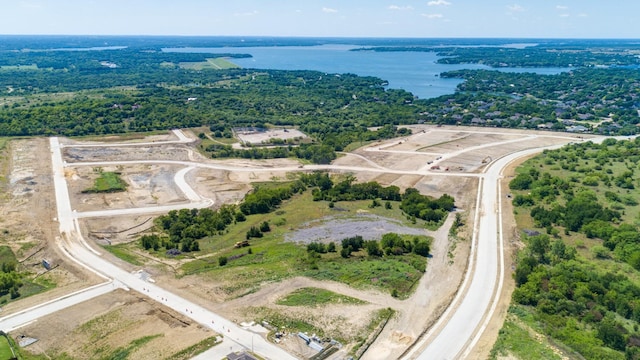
{"left": 567, "top": 125, "right": 588, "bottom": 133}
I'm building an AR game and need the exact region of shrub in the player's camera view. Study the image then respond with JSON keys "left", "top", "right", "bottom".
{"left": 218, "top": 256, "right": 228, "bottom": 266}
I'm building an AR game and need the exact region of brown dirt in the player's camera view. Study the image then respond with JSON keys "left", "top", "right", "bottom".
{"left": 0, "top": 138, "right": 102, "bottom": 317}
{"left": 0, "top": 127, "right": 583, "bottom": 360}
{"left": 17, "top": 289, "right": 216, "bottom": 360}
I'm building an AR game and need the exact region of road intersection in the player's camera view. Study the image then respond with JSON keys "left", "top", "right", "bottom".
{"left": 0, "top": 128, "right": 587, "bottom": 359}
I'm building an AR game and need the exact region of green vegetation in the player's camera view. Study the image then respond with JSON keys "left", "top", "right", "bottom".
{"left": 131, "top": 173, "right": 448, "bottom": 298}
{"left": 0, "top": 245, "right": 23, "bottom": 302}
{"left": 82, "top": 170, "right": 127, "bottom": 193}
{"left": 490, "top": 307, "right": 563, "bottom": 360}
{"left": 355, "top": 43, "right": 640, "bottom": 67}
{"left": 165, "top": 336, "right": 221, "bottom": 360}
{"left": 276, "top": 287, "right": 366, "bottom": 307}
{"left": 493, "top": 138, "right": 640, "bottom": 359}
{"left": 0, "top": 334, "right": 15, "bottom": 360}
{"left": 254, "top": 306, "right": 325, "bottom": 338}
{"left": 179, "top": 58, "right": 240, "bottom": 70}
{"left": 352, "top": 308, "right": 396, "bottom": 358}
{"left": 105, "top": 334, "right": 162, "bottom": 360}
{"left": 103, "top": 245, "right": 144, "bottom": 266}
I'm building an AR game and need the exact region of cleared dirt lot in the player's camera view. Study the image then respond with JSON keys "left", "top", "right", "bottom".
{"left": 0, "top": 126, "right": 590, "bottom": 359}
{"left": 235, "top": 128, "right": 308, "bottom": 145}
{"left": 17, "top": 289, "right": 216, "bottom": 360}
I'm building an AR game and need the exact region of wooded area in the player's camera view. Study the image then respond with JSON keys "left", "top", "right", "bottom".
{"left": 508, "top": 138, "right": 640, "bottom": 359}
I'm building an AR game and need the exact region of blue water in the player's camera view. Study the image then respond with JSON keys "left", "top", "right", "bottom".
{"left": 163, "top": 44, "right": 569, "bottom": 99}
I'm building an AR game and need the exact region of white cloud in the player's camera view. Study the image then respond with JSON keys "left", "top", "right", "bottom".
{"left": 559, "top": 13, "right": 570, "bottom": 17}
{"left": 556, "top": 5, "right": 568, "bottom": 10}
{"left": 507, "top": 4, "right": 524, "bottom": 12}
{"left": 427, "top": 0, "right": 451, "bottom": 6}
{"left": 578, "top": 12, "right": 588, "bottom": 17}
{"left": 322, "top": 7, "right": 338, "bottom": 13}
{"left": 422, "top": 13, "right": 444, "bottom": 19}
{"left": 388, "top": 5, "right": 414, "bottom": 11}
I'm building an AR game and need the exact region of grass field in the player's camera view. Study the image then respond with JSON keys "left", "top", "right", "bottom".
{"left": 165, "top": 336, "right": 220, "bottom": 360}
{"left": 277, "top": 287, "right": 366, "bottom": 307}
{"left": 0, "top": 64, "right": 38, "bottom": 71}
{"left": 122, "top": 189, "right": 432, "bottom": 299}
{"left": 490, "top": 307, "right": 563, "bottom": 360}
{"left": 0, "top": 335, "right": 14, "bottom": 360}
{"left": 179, "top": 58, "right": 240, "bottom": 70}
{"left": 82, "top": 171, "right": 127, "bottom": 193}
{"left": 103, "top": 245, "right": 144, "bottom": 266}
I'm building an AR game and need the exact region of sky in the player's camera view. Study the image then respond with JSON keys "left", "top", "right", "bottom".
{"left": 0, "top": 0, "right": 638, "bottom": 39}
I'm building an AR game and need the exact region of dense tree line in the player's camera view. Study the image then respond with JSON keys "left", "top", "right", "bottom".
{"left": 205, "top": 143, "right": 337, "bottom": 164}
{"left": 312, "top": 174, "right": 402, "bottom": 202}
{"left": 239, "top": 181, "right": 306, "bottom": 215}
{"left": 143, "top": 205, "right": 237, "bottom": 253}
{"left": 438, "top": 68, "right": 640, "bottom": 135}
{"left": 355, "top": 45, "right": 640, "bottom": 67}
{"left": 400, "top": 188, "right": 455, "bottom": 224}
{"left": 514, "top": 234, "right": 640, "bottom": 359}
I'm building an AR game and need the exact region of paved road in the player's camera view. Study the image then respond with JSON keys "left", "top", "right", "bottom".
{"left": 401, "top": 143, "right": 575, "bottom": 360}
{"left": 50, "top": 137, "right": 298, "bottom": 360}
{"left": 3, "top": 130, "right": 595, "bottom": 360}
{"left": 0, "top": 282, "right": 117, "bottom": 333}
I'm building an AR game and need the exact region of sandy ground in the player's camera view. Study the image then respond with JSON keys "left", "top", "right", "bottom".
{"left": 235, "top": 128, "right": 308, "bottom": 145}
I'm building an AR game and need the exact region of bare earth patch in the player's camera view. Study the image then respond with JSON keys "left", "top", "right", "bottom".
{"left": 17, "top": 289, "right": 216, "bottom": 360}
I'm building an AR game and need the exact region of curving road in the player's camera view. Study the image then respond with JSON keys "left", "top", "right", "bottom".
{"left": 0, "top": 128, "right": 594, "bottom": 360}
{"left": 50, "top": 136, "right": 298, "bottom": 360}
{"left": 401, "top": 143, "right": 579, "bottom": 360}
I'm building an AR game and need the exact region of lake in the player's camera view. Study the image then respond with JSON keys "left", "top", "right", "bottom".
{"left": 163, "top": 44, "right": 569, "bottom": 99}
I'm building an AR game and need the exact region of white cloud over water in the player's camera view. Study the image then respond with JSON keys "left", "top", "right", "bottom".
{"left": 322, "top": 7, "right": 338, "bottom": 13}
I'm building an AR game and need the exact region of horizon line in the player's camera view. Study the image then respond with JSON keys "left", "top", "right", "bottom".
{"left": 1, "top": 34, "right": 640, "bottom": 41}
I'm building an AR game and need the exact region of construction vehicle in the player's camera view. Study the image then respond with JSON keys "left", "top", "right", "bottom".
{"left": 234, "top": 240, "right": 250, "bottom": 248}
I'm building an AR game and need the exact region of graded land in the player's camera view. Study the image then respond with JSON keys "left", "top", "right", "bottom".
{"left": 0, "top": 125, "right": 588, "bottom": 360}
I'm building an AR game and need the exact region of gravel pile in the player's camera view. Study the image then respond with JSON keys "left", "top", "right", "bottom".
{"left": 285, "top": 213, "right": 426, "bottom": 244}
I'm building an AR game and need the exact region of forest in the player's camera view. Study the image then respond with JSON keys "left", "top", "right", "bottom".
{"left": 505, "top": 138, "right": 640, "bottom": 359}
{"left": 1, "top": 41, "right": 640, "bottom": 157}
{"left": 353, "top": 43, "right": 640, "bottom": 67}
{"left": 142, "top": 172, "right": 454, "bottom": 255}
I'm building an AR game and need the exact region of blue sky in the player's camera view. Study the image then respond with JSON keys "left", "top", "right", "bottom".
{"left": 0, "top": 0, "right": 637, "bottom": 38}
